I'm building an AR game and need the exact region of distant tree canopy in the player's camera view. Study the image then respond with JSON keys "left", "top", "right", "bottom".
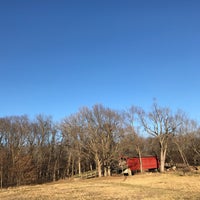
{"left": 0, "top": 103, "right": 200, "bottom": 187}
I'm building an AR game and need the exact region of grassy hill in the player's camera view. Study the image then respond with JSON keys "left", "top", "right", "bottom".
{"left": 0, "top": 173, "right": 200, "bottom": 200}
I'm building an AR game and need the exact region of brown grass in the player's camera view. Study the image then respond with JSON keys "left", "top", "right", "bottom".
{"left": 0, "top": 173, "right": 200, "bottom": 200}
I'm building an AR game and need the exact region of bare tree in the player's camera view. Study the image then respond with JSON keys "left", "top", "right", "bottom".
{"left": 191, "top": 130, "right": 200, "bottom": 163}
{"left": 123, "top": 106, "right": 146, "bottom": 172}
{"left": 60, "top": 112, "right": 86, "bottom": 177}
{"left": 174, "top": 118, "right": 200, "bottom": 167}
{"left": 137, "top": 102, "right": 181, "bottom": 172}
{"left": 79, "top": 105, "right": 123, "bottom": 177}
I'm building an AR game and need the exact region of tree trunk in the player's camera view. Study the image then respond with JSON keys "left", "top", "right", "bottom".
{"left": 90, "top": 164, "right": 93, "bottom": 171}
{"left": 107, "top": 166, "right": 111, "bottom": 176}
{"left": 104, "top": 164, "right": 107, "bottom": 177}
{"left": 95, "top": 154, "right": 102, "bottom": 177}
{"left": 160, "top": 146, "right": 167, "bottom": 173}
{"left": 97, "top": 161, "right": 102, "bottom": 177}
{"left": 175, "top": 141, "right": 189, "bottom": 167}
{"left": 137, "top": 147, "right": 143, "bottom": 173}
{"left": 0, "top": 166, "right": 2, "bottom": 189}
{"left": 78, "top": 156, "right": 81, "bottom": 175}
{"left": 66, "top": 152, "right": 72, "bottom": 177}
{"left": 53, "top": 160, "right": 57, "bottom": 182}
{"left": 71, "top": 158, "right": 74, "bottom": 177}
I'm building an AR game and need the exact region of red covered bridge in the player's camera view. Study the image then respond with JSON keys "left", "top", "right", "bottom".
{"left": 119, "top": 156, "right": 159, "bottom": 174}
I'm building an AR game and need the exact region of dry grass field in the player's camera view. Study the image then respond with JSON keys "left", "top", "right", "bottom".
{"left": 0, "top": 173, "right": 200, "bottom": 200}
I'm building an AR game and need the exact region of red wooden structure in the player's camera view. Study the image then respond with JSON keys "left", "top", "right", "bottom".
{"left": 120, "top": 156, "right": 159, "bottom": 173}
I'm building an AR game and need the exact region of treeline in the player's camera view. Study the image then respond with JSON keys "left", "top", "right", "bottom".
{"left": 0, "top": 104, "right": 200, "bottom": 187}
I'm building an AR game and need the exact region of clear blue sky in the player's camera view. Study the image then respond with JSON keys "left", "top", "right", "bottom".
{"left": 0, "top": 0, "right": 200, "bottom": 122}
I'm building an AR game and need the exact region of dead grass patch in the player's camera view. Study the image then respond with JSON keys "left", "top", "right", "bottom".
{"left": 0, "top": 173, "right": 200, "bottom": 200}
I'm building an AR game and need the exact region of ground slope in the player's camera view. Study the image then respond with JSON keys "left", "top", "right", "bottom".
{"left": 0, "top": 173, "right": 200, "bottom": 200}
